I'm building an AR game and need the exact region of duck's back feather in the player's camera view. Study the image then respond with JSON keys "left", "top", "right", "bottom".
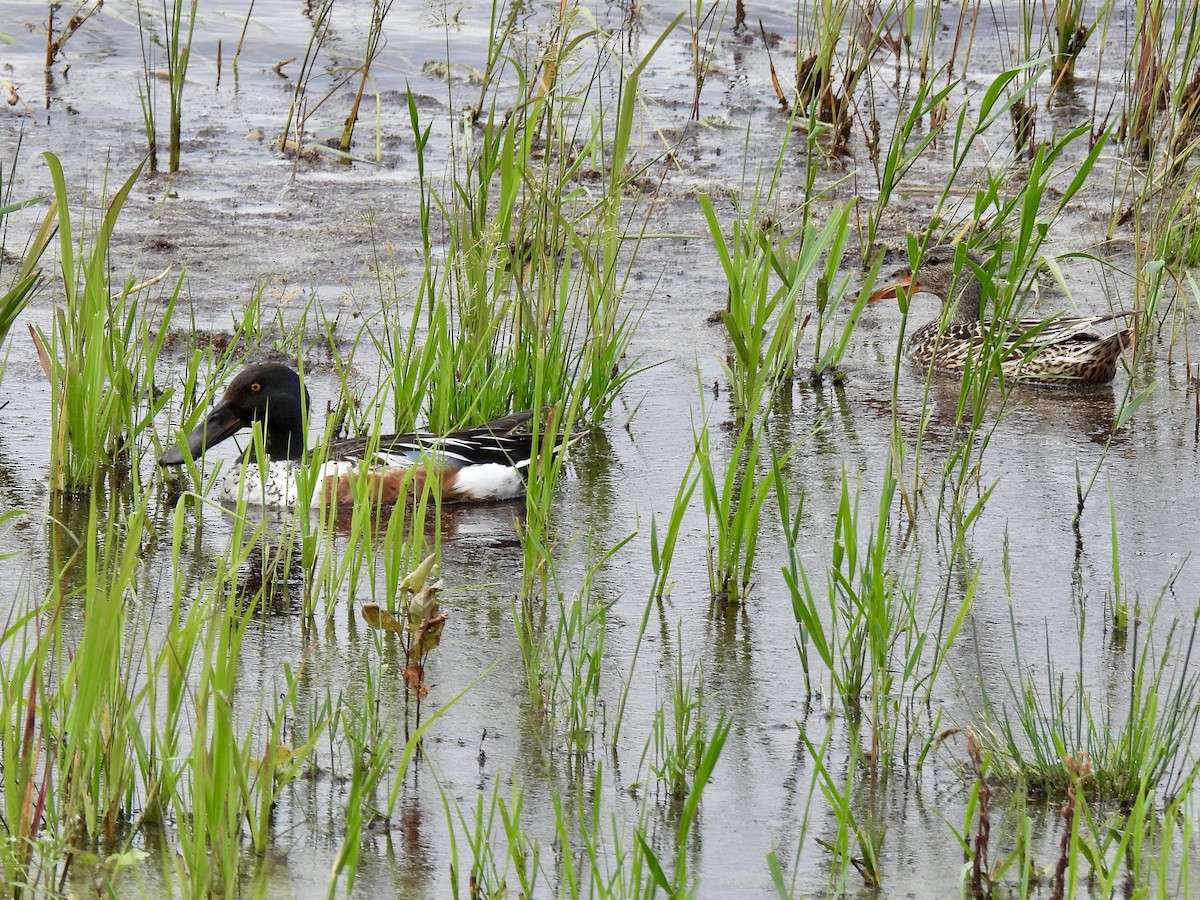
{"left": 909, "top": 312, "right": 1135, "bottom": 385}
{"left": 326, "top": 410, "right": 539, "bottom": 469}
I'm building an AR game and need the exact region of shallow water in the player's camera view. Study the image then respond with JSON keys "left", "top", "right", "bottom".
{"left": 2, "top": 0, "right": 1199, "bottom": 897}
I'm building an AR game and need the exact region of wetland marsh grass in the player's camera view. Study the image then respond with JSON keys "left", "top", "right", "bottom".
{"left": 776, "top": 454, "right": 968, "bottom": 765}
{"left": 1114, "top": 1, "right": 1200, "bottom": 281}
{"left": 147, "top": 8, "right": 712, "bottom": 890}
{"left": 962, "top": 585, "right": 1200, "bottom": 896}
{"left": 861, "top": 77, "right": 1200, "bottom": 885}
{"left": 0, "top": 149, "right": 56, "bottom": 352}
{"left": 35, "top": 154, "right": 177, "bottom": 494}
{"left": 280, "top": 0, "right": 337, "bottom": 158}
{"left": 979, "top": 594, "right": 1200, "bottom": 803}
{"left": 696, "top": 411, "right": 775, "bottom": 606}
{"left": 447, "top": 590, "right": 729, "bottom": 896}
{"left": 701, "top": 192, "right": 848, "bottom": 415}
{"left": 1047, "top": 0, "right": 1093, "bottom": 85}
{"left": 163, "top": 0, "right": 197, "bottom": 173}
{"left": 413, "top": 10, "right": 682, "bottom": 600}
{"left": 441, "top": 771, "right": 540, "bottom": 899}
{"left": 0, "top": 488, "right": 336, "bottom": 895}
{"left": 8, "top": 0, "right": 1200, "bottom": 895}
{"left": 695, "top": 177, "right": 851, "bottom": 604}
{"left": 338, "top": 0, "right": 395, "bottom": 157}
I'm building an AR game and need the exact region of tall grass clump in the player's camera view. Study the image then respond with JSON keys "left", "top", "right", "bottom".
{"left": 146, "top": 497, "right": 344, "bottom": 894}
{"left": 695, "top": 412, "right": 776, "bottom": 605}
{"left": 793, "top": 0, "right": 890, "bottom": 156}
{"left": 977, "top": 596, "right": 1200, "bottom": 802}
{"left": 776, "top": 455, "right": 969, "bottom": 766}
{"left": 695, "top": 185, "right": 849, "bottom": 603}
{"left": 0, "top": 149, "right": 58, "bottom": 352}
{"left": 152, "top": 467, "right": 463, "bottom": 894}
{"left": 534, "top": 641, "right": 730, "bottom": 896}
{"left": 700, "top": 193, "right": 851, "bottom": 415}
{"left": 640, "top": 638, "right": 715, "bottom": 802}
{"left": 326, "top": 654, "right": 396, "bottom": 895}
{"left": 403, "top": 11, "right": 682, "bottom": 598}
{"left": 162, "top": 0, "right": 198, "bottom": 172}
{"left": 53, "top": 492, "right": 148, "bottom": 843}
{"left": 1125, "top": 1, "right": 1170, "bottom": 161}
{"left": 338, "top": 0, "right": 396, "bottom": 157}
{"left": 0, "top": 487, "right": 151, "bottom": 893}
{"left": 1048, "top": 0, "right": 1092, "bottom": 85}
{"left": 34, "top": 154, "right": 178, "bottom": 494}
{"left": 428, "top": 13, "right": 681, "bottom": 430}
{"left": 364, "top": 182, "right": 439, "bottom": 435}
{"left": 134, "top": 2, "right": 159, "bottom": 171}
{"left": 0, "top": 594, "right": 55, "bottom": 892}
{"left": 885, "top": 81, "right": 1107, "bottom": 532}
{"left": 277, "top": 0, "right": 399, "bottom": 161}
{"left": 442, "top": 761, "right": 688, "bottom": 896}
{"left": 1112, "top": 6, "right": 1200, "bottom": 281}
{"left": 808, "top": 730, "right": 886, "bottom": 891}
{"left": 967, "top": 581, "right": 1200, "bottom": 894}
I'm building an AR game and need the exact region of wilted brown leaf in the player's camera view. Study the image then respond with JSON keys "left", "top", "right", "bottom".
{"left": 410, "top": 612, "right": 447, "bottom": 658}
{"left": 362, "top": 603, "right": 405, "bottom": 634}
{"left": 403, "top": 664, "right": 430, "bottom": 699}
{"left": 407, "top": 581, "right": 443, "bottom": 629}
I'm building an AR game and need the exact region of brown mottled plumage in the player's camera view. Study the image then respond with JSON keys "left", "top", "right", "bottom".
{"left": 870, "top": 248, "right": 1135, "bottom": 385}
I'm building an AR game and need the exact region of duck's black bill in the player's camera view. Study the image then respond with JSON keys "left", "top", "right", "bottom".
{"left": 158, "top": 404, "right": 248, "bottom": 466}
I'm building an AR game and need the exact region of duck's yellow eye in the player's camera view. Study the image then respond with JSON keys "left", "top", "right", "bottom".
{"left": 250, "top": 382, "right": 262, "bottom": 393}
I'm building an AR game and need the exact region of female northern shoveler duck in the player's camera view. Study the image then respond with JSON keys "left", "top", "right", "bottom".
{"left": 869, "top": 247, "right": 1135, "bottom": 385}
{"left": 158, "top": 363, "right": 567, "bottom": 507}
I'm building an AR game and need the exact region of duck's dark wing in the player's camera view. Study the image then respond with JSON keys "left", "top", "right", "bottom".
{"left": 326, "top": 410, "right": 540, "bottom": 469}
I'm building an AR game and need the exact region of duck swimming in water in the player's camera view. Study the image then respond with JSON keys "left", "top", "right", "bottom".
{"left": 158, "top": 363, "right": 569, "bottom": 508}
{"left": 869, "top": 247, "right": 1135, "bottom": 385}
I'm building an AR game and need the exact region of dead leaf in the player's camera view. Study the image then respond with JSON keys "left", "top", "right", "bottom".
{"left": 403, "top": 665, "right": 430, "bottom": 699}
{"left": 362, "top": 603, "right": 405, "bottom": 634}
{"left": 410, "top": 612, "right": 447, "bottom": 658}
{"left": 408, "top": 580, "right": 443, "bottom": 627}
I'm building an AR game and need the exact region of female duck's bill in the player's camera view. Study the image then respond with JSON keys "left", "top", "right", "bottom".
{"left": 158, "top": 363, "right": 568, "bottom": 507}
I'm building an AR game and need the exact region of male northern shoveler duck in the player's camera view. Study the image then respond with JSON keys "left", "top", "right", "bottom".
{"left": 869, "top": 247, "right": 1135, "bottom": 385}
{"left": 158, "top": 363, "right": 569, "bottom": 508}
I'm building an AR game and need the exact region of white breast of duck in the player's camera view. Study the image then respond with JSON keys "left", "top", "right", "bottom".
{"left": 216, "top": 455, "right": 528, "bottom": 509}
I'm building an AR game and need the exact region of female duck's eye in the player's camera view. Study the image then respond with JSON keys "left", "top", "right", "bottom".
{"left": 250, "top": 382, "right": 262, "bottom": 393}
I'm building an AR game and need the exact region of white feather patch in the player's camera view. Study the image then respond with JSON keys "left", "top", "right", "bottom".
{"left": 217, "top": 460, "right": 357, "bottom": 509}
{"left": 452, "top": 463, "right": 526, "bottom": 501}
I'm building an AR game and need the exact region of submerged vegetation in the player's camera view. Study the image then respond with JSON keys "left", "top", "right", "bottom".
{"left": 1, "top": 0, "right": 1199, "bottom": 897}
